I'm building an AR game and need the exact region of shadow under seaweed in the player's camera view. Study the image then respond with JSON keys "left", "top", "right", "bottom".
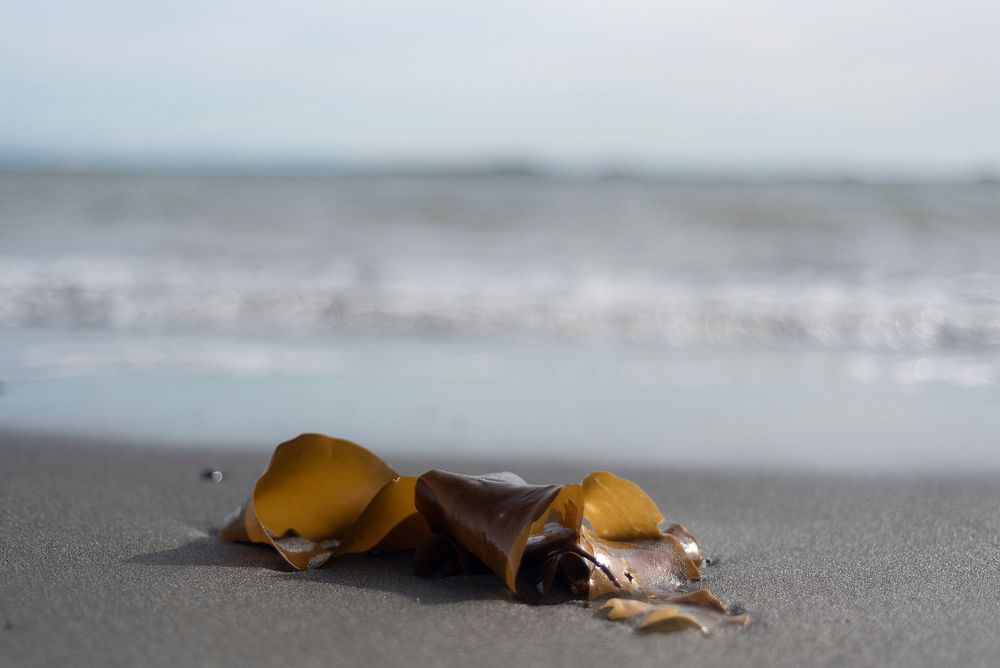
{"left": 127, "top": 537, "right": 521, "bottom": 606}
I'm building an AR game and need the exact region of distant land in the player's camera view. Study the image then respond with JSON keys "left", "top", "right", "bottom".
{"left": 0, "top": 146, "right": 997, "bottom": 185}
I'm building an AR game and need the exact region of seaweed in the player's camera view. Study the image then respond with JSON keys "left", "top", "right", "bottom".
{"left": 221, "top": 433, "right": 747, "bottom": 634}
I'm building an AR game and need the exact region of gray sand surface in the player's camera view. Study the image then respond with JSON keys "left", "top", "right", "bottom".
{"left": 3, "top": 431, "right": 1000, "bottom": 667}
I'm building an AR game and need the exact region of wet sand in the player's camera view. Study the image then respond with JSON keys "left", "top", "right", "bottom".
{"left": 3, "top": 431, "right": 1000, "bottom": 667}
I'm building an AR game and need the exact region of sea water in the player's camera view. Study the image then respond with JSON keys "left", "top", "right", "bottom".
{"left": 1, "top": 172, "right": 998, "bottom": 471}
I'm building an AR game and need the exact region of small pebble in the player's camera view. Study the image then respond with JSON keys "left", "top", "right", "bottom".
{"left": 200, "top": 468, "right": 224, "bottom": 483}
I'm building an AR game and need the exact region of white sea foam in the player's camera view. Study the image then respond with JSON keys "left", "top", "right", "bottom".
{"left": 2, "top": 175, "right": 999, "bottom": 353}
{"left": 1, "top": 254, "right": 998, "bottom": 351}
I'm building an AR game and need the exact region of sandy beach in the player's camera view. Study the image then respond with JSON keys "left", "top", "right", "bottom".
{"left": 5, "top": 2, "right": 1000, "bottom": 664}
{"left": 3, "top": 430, "right": 999, "bottom": 667}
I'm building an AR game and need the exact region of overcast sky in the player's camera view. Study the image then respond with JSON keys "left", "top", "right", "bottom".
{"left": 2, "top": 0, "right": 998, "bottom": 172}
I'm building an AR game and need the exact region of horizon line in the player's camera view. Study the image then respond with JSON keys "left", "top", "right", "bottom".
{"left": 1, "top": 150, "right": 997, "bottom": 186}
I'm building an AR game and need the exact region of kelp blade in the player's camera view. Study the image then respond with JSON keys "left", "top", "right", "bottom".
{"left": 415, "top": 469, "right": 584, "bottom": 591}
{"left": 334, "top": 476, "right": 430, "bottom": 556}
{"left": 581, "top": 471, "right": 665, "bottom": 541}
{"left": 253, "top": 434, "right": 397, "bottom": 541}
{"left": 222, "top": 433, "right": 402, "bottom": 569}
{"left": 602, "top": 590, "right": 749, "bottom": 634}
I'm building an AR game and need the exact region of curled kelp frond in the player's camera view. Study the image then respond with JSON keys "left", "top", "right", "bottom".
{"left": 414, "top": 469, "right": 585, "bottom": 591}
{"left": 581, "top": 471, "right": 664, "bottom": 541}
{"left": 409, "top": 469, "right": 707, "bottom": 607}
{"left": 220, "top": 433, "right": 747, "bottom": 633}
{"left": 601, "top": 590, "right": 749, "bottom": 634}
{"left": 220, "top": 434, "right": 429, "bottom": 569}
{"left": 577, "top": 528, "right": 702, "bottom": 600}
{"left": 663, "top": 523, "right": 703, "bottom": 566}
{"left": 333, "top": 475, "right": 431, "bottom": 556}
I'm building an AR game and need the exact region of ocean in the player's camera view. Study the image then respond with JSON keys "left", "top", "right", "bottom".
{"left": 2, "top": 172, "right": 998, "bottom": 470}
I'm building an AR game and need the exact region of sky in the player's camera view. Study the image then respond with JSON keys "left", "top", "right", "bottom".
{"left": 2, "top": 0, "right": 998, "bottom": 173}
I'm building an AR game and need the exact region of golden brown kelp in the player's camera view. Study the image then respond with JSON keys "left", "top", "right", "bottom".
{"left": 221, "top": 433, "right": 747, "bottom": 634}
{"left": 220, "top": 434, "right": 430, "bottom": 569}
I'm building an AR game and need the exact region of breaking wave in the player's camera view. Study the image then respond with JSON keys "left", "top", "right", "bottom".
{"left": 2, "top": 256, "right": 998, "bottom": 351}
